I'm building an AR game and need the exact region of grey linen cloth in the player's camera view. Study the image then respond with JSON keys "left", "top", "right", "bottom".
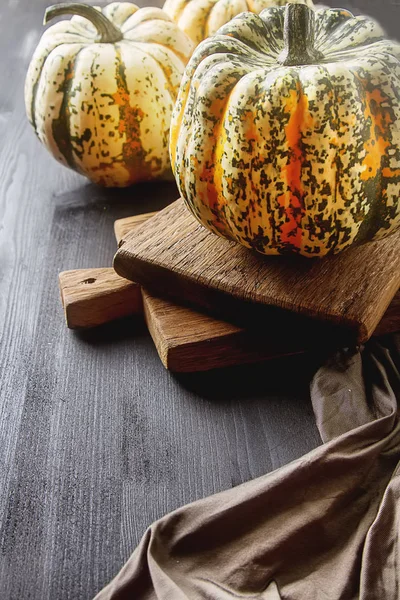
{"left": 95, "top": 337, "right": 400, "bottom": 599}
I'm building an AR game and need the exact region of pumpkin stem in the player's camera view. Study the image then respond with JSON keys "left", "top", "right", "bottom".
{"left": 277, "top": 4, "right": 323, "bottom": 66}
{"left": 44, "top": 3, "right": 123, "bottom": 44}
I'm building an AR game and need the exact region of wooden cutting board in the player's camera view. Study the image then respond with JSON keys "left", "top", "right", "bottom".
{"left": 114, "top": 199, "right": 400, "bottom": 344}
{"left": 59, "top": 214, "right": 305, "bottom": 370}
{"left": 60, "top": 212, "right": 400, "bottom": 371}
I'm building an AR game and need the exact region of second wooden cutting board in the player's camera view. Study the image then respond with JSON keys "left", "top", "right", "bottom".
{"left": 114, "top": 199, "right": 400, "bottom": 344}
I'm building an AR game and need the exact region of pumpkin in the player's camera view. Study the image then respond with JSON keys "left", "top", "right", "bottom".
{"left": 163, "top": 0, "right": 313, "bottom": 45}
{"left": 170, "top": 4, "right": 400, "bottom": 257}
{"left": 25, "top": 2, "right": 194, "bottom": 187}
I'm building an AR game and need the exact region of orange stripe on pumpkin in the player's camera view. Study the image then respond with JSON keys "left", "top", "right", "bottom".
{"left": 203, "top": 94, "right": 232, "bottom": 221}
{"left": 110, "top": 50, "right": 153, "bottom": 183}
{"left": 382, "top": 167, "right": 400, "bottom": 178}
{"left": 246, "top": 0, "right": 255, "bottom": 12}
{"left": 279, "top": 84, "right": 309, "bottom": 249}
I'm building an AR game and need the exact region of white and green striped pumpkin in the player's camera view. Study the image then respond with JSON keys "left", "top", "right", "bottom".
{"left": 163, "top": 0, "right": 314, "bottom": 46}
{"left": 170, "top": 4, "right": 400, "bottom": 257}
{"left": 25, "top": 2, "right": 194, "bottom": 187}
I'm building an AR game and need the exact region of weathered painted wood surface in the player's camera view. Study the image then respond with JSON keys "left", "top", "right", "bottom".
{"left": 0, "top": 1, "right": 398, "bottom": 599}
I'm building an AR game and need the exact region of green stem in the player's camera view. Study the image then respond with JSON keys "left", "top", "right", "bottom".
{"left": 44, "top": 3, "right": 123, "bottom": 43}
{"left": 277, "top": 4, "right": 323, "bottom": 66}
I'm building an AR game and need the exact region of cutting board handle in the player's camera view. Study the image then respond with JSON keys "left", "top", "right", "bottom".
{"left": 59, "top": 213, "right": 155, "bottom": 329}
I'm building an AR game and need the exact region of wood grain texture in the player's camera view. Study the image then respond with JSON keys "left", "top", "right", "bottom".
{"left": 0, "top": 1, "right": 398, "bottom": 600}
{"left": 59, "top": 213, "right": 157, "bottom": 329}
{"left": 59, "top": 268, "right": 142, "bottom": 329}
{"left": 142, "top": 288, "right": 400, "bottom": 372}
{"left": 142, "top": 289, "right": 305, "bottom": 371}
{"left": 114, "top": 212, "right": 157, "bottom": 244}
{"left": 115, "top": 199, "right": 400, "bottom": 343}
{"left": 374, "top": 292, "right": 400, "bottom": 337}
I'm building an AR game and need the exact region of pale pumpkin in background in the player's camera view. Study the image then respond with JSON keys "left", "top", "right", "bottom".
{"left": 171, "top": 4, "right": 400, "bottom": 257}
{"left": 163, "top": 0, "right": 314, "bottom": 45}
{"left": 25, "top": 2, "right": 194, "bottom": 187}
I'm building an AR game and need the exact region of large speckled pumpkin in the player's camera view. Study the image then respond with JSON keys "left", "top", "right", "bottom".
{"left": 163, "top": 0, "right": 313, "bottom": 45}
{"left": 25, "top": 2, "right": 194, "bottom": 187}
{"left": 170, "top": 4, "right": 400, "bottom": 257}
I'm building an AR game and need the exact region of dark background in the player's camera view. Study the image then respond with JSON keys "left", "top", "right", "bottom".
{"left": 0, "top": 1, "right": 398, "bottom": 598}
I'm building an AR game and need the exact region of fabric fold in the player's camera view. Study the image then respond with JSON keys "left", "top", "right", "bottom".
{"left": 95, "top": 337, "right": 400, "bottom": 600}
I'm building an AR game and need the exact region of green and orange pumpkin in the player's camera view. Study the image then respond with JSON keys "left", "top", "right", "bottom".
{"left": 170, "top": 4, "right": 400, "bottom": 257}
{"left": 25, "top": 2, "right": 194, "bottom": 187}
{"left": 163, "top": 0, "right": 314, "bottom": 46}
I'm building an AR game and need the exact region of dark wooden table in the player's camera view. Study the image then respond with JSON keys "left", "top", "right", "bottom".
{"left": 0, "top": 1, "right": 398, "bottom": 598}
